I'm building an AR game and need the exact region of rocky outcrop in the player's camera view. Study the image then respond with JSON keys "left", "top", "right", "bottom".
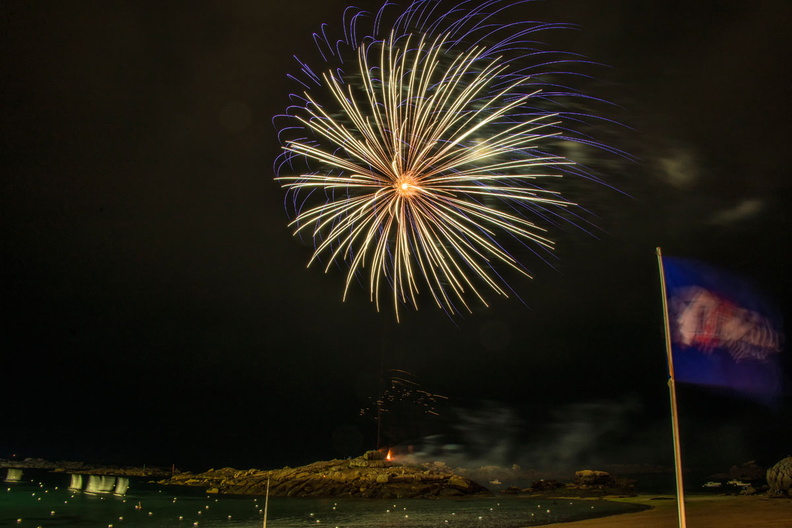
{"left": 570, "top": 470, "right": 635, "bottom": 495}
{"left": 572, "top": 470, "right": 616, "bottom": 488}
{"left": 766, "top": 456, "right": 792, "bottom": 496}
{"left": 501, "top": 479, "right": 564, "bottom": 495}
{"left": 498, "top": 470, "right": 635, "bottom": 497}
{"left": 528, "top": 479, "right": 565, "bottom": 492}
{"left": 729, "top": 461, "right": 766, "bottom": 481}
{"left": 158, "top": 451, "right": 490, "bottom": 499}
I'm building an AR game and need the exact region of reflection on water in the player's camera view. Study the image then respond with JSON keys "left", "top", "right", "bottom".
{"left": 1, "top": 472, "right": 645, "bottom": 527}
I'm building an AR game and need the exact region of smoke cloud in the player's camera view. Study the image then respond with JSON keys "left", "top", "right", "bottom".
{"left": 398, "top": 397, "right": 669, "bottom": 482}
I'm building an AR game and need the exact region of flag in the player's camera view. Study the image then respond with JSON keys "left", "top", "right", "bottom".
{"left": 661, "top": 256, "right": 784, "bottom": 403}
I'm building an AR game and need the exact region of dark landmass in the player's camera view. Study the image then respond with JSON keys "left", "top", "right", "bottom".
{"left": 155, "top": 451, "right": 647, "bottom": 499}
{"left": 0, "top": 457, "right": 172, "bottom": 478}
{"left": 157, "top": 450, "right": 491, "bottom": 499}
{"left": 500, "top": 469, "right": 637, "bottom": 497}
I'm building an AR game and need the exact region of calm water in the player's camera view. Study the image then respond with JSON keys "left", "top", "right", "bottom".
{"left": 2, "top": 471, "right": 645, "bottom": 528}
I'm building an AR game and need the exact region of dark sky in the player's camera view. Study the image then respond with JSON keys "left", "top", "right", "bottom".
{"left": 2, "top": 0, "right": 791, "bottom": 478}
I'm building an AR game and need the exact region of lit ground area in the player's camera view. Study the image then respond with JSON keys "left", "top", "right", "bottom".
{"left": 544, "top": 494, "right": 792, "bottom": 528}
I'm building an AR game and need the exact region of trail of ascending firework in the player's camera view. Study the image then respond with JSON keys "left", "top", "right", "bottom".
{"left": 275, "top": 0, "right": 617, "bottom": 320}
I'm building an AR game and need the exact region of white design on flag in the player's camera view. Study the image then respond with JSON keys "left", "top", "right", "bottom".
{"left": 671, "top": 286, "right": 781, "bottom": 362}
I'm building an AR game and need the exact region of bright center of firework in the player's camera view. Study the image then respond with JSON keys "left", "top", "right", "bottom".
{"left": 394, "top": 172, "right": 421, "bottom": 198}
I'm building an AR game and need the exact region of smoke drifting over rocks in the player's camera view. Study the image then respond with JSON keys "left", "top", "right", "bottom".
{"left": 398, "top": 398, "right": 660, "bottom": 477}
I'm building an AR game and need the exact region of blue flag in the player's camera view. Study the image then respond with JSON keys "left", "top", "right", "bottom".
{"left": 662, "top": 257, "right": 784, "bottom": 403}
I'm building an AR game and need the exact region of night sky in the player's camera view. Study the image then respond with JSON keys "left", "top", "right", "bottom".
{"left": 3, "top": 0, "right": 791, "bottom": 478}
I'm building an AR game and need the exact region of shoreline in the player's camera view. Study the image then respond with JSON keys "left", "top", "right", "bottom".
{"left": 6, "top": 460, "right": 791, "bottom": 527}
{"left": 540, "top": 493, "right": 792, "bottom": 528}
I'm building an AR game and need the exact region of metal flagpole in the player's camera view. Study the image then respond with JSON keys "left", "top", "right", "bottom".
{"left": 656, "top": 247, "right": 687, "bottom": 528}
{"left": 262, "top": 477, "right": 270, "bottom": 528}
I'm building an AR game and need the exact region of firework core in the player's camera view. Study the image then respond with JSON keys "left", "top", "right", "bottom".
{"left": 394, "top": 172, "right": 421, "bottom": 198}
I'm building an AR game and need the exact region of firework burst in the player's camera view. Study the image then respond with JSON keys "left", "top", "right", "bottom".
{"left": 275, "top": 0, "right": 617, "bottom": 319}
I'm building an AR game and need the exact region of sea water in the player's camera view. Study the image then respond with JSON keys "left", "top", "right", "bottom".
{"left": 1, "top": 472, "right": 646, "bottom": 528}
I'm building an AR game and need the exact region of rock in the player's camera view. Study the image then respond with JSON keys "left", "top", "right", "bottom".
{"left": 766, "top": 456, "right": 792, "bottom": 496}
{"left": 349, "top": 451, "right": 388, "bottom": 468}
{"left": 729, "top": 461, "right": 765, "bottom": 481}
{"left": 573, "top": 470, "right": 615, "bottom": 488}
{"left": 447, "top": 476, "right": 471, "bottom": 490}
{"left": 560, "top": 470, "right": 636, "bottom": 496}
{"left": 530, "top": 479, "right": 563, "bottom": 492}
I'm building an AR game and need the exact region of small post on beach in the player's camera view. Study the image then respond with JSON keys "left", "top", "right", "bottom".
{"left": 656, "top": 247, "right": 687, "bottom": 528}
{"left": 263, "top": 477, "right": 270, "bottom": 528}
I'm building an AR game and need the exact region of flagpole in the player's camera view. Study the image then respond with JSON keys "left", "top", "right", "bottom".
{"left": 656, "top": 247, "right": 687, "bottom": 528}
{"left": 262, "top": 477, "right": 270, "bottom": 528}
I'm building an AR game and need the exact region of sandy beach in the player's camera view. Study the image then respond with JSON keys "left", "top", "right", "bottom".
{"left": 544, "top": 494, "right": 792, "bottom": 528}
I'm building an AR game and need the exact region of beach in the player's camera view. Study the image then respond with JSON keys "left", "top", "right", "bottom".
{"left": 545, "top": 494, "right": 792, "bottom": 528}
